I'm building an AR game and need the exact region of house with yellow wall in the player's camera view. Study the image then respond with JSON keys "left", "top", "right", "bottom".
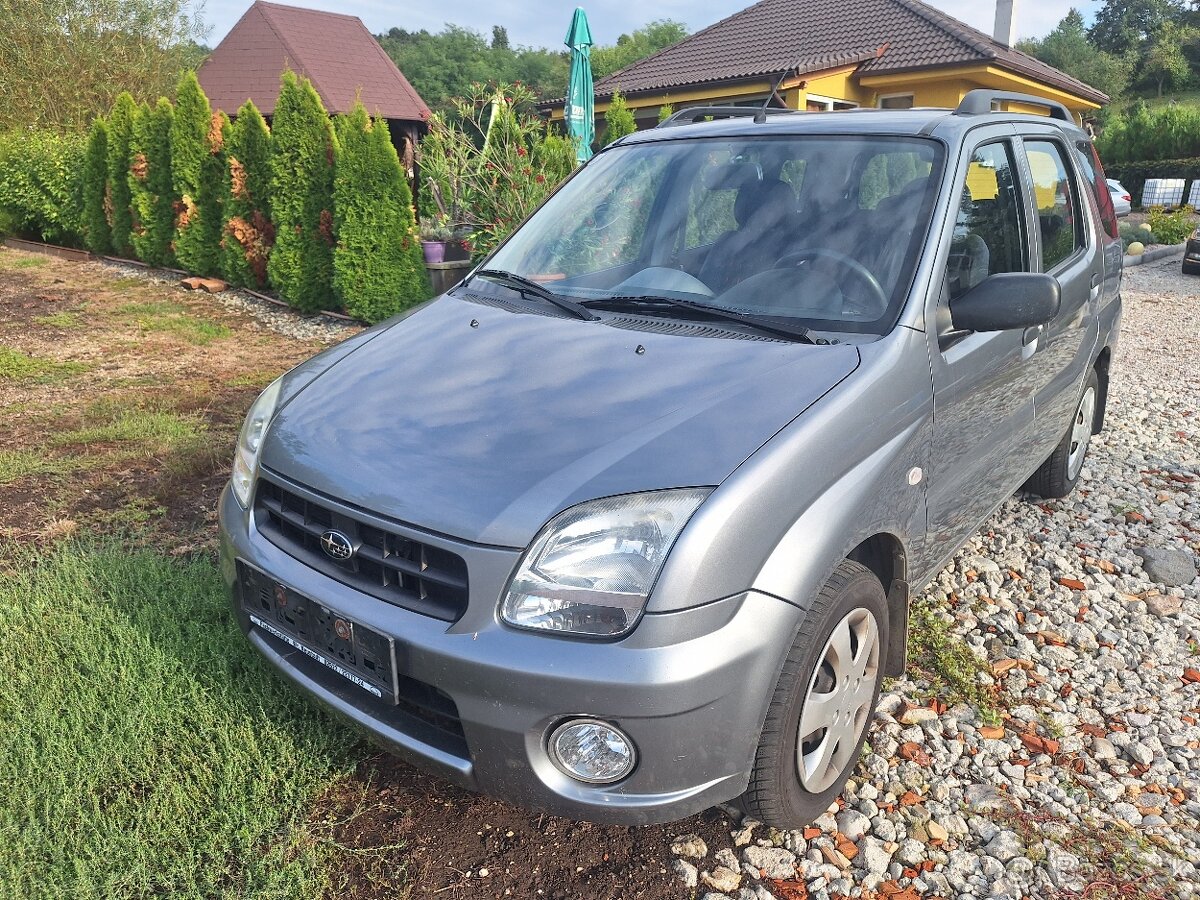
{"left": 543, "top": 0, "right": 1106, "bottom": 131}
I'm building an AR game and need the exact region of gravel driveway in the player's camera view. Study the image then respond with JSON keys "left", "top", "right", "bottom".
{"left": 672, "top": 258, "right": 1200, "bottom": 900}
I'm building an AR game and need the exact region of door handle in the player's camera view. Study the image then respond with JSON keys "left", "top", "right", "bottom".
{"left": 1022, "top": 324, "right": 1043, "bottom": 346}
{"left": 1089, "top": 272, "right": 1101, "bottom": 300}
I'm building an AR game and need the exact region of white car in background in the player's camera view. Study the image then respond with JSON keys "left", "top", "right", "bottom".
{"left": 1108, "top": 178, "right": 1132, "bottom": 217}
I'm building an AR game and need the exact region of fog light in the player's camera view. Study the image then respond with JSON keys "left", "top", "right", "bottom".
{"left": 548, "top": 719, "right": 636, "bottom": 784}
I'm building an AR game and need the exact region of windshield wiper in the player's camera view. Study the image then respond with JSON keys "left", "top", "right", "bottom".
{"left": 588, "top": 294, "right": 818, "bottom": 344}
{"left": 470, "top": 269, "right": 597, "bottom": 321}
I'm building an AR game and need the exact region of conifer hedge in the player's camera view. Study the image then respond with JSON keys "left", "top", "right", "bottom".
{"left": 333, "top": 103, "right": 430, "bottom": 323}
{"left": 106, "top": 92, "right": 138, "bottom": 257}
{"left": 172, "top": 72, "right": 221, "bottom": 275}
{"left": 82, "top": 117, "right": 111, "bottom": 254}
{"left": 221, "top": 100, "right": 274, "bottom": 289}
{"left": 268, "top": 72, "right": 336, "bottom": 313}
{"left": 129, "top": 98, "right": 176, "bottom": 266}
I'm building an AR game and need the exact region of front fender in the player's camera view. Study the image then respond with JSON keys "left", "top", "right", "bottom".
{"left": 651, "top": 326, "right": 934, "bottom": 620}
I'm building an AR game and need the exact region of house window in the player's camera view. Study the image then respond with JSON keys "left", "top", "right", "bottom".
{"left": 805, "top": 93, "right": 858, "bottom": 112}
{"left": 878, "top": 94, "right": 914, "bottom": 109}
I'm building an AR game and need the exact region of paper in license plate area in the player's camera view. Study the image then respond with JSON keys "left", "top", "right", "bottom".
{"left": 239, "top": 563, "right": 399, "bottom": 703}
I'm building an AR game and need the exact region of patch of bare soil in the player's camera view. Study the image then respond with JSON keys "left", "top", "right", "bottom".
{"left": 318, "top": 752, "right": 730, "bottom": 900}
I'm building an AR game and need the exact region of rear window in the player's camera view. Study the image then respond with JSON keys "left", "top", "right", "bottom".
{"left": 1075, "top": 141, "right": 1119, "bottom": 239}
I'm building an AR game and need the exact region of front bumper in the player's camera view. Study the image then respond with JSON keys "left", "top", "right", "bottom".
{"left": 218, "top": 484, "right": 798, "bottom": 824}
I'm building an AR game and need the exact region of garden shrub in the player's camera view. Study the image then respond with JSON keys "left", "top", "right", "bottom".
{"left": 268, "top": 72, "right": 336, "bottom": 313}
{"left": 601, "top": 91, "right": 637, "bottom": 145}
{"left": 417, "top": 83, "right": 578, "bottom": 259}
{"left": 106, "top": 92, "right": 138, "bottom": 256}
{"left": 221, "top": 100, "right": 274, "bottom": 289}
{"left": 1146, "top": 204, "right": 1195, "bottom": 244}
{"left": 1097, "top": 103, "right": 1200, "bottom": 166}
{"left": 333, "top": 102, "right": 429, "bottom": 323}
{"left": 172, "top": 72, "right": 222, "bottom": 275}
{"left": 0, "top": 130, "right": 86, "bottom": 246}
{"left": 82, "top": 117, "right": 111, "bottom": 254}
{"left": 129, "top": 98, "right": 176, "bottom": 266}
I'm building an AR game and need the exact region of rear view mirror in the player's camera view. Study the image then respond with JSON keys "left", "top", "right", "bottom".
{"left": 949, "top": 272, "right": 1060, "bottom": 333}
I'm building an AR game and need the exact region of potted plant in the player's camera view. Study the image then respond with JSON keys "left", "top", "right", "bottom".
{"left": 419, "top": 217, "right": 454, "bottom": 263}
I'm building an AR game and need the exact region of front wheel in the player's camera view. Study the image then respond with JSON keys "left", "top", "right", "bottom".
{"left": 1024, "top": 368, "right": 1099, "bottom": 499}
{"left": 740, "top": 559, "right": 887, "bottom": 827}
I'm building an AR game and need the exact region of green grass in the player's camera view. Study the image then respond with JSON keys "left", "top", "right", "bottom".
{"left": 116, "top": 301, "right": 232, "bottom": 346}
{"left": 0, "top": 449, "right": 78, "bottom": 485}
{"left": 0, "top": 346, "right": 89, "bottom": 383}
{"left": 0, "top": 540, "right": 356, "bottom": 898}
{"left": 54, "top": 407, "right": 206, "bottom": 451}
{"left": 33, "top": 311, "right": 82, "bottom": 329}
{"left": 3, "top": 254, "right": 49, "bottom": 269}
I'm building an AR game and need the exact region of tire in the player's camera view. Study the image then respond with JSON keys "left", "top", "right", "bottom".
{"left": 1024, "top": 368, "right": 1100, "bottom": 499}
{"left": 1183, "top": 261, "right": 1200, "bottom": 276}
{"left": 740, "top": 559, "right": 888, "bottom": 828}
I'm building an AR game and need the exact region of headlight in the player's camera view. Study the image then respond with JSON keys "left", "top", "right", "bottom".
{"left": 231, "top": 377, "right": 283, "bottom": 508}
{"left": 500, "top": 488, "right": 710, "bottom": 638}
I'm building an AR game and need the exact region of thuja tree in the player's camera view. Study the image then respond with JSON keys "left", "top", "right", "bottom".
{"left": 269, "top": 72, "right": 336, "bottom": 312}
{"left": 106, "top": 92, "right": 138, "bottom": 257}
{"left": 82, "top": 116, "right": 110, "bottom": 254}
{"left": 333, "top": 102, "right": 429, "bottom": 322}
{"left": 129, "top": 97, "right": 176, "bottom": 266}
{"left": 172, "top": 71, "right": 221, "bottom": 274}
{"left": 220, "top": 99, "right": 273, "bottom": 289}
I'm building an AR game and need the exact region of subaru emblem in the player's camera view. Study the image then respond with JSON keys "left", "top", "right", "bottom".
{"left": 319, "top": 529, "right": 355, "bottom": 561}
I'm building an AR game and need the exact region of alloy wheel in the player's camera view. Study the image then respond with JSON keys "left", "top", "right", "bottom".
{"left": 1067, "top": 386, "right": 1096, "bottom": 481}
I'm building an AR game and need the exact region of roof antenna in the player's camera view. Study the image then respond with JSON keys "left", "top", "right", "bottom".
{"left": 755, "top": 60, "right": 799, "bottom": 123}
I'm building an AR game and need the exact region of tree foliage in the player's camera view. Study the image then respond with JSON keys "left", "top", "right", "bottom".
{"left": 221, "top": 100, "right": 274, "bottom": 289}
{"left": 602, "top": 91, "right": 638, "bottom": 144}
{"left": 106, "top": 91, "right": 138, "bottom": 257}
{"left": 591, "top": 20, "right": 688, "bottom": 79}
{"left": 377, "top": 19, "right": 690, "bottom": 113}
{"left": 333, "top": 103, "right": 429, "bottom": 323}
{"left": 0, "top": 0, "right": 208, "bottom": 132}
{"left": 0, "top": 131, "right": 86, "bottom": 245}
{"left": 1089, "top": 0, "right": 1186, "bottom": 55}
{"left": 129, "top": 98, "right": 176, "bottom": 266}
{"left": 82, "top": 117, "right": 111, "bottom": 253}
{"left": 171, "top": 71, "right": 221, "bottom": 274}
{"left": 268, "top": 72, "right": 336, "bottom": 313}
{"left": 1016, "top": 10, "right": 1134, "bottom": 102}
{"left": 1096, "top": 101, "right": 1200, "bottom": 163}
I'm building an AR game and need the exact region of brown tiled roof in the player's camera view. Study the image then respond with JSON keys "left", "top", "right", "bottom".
{"left": 590, "top": 0, "right": 1106, "bottom": 106}
{"left": 198, "top": 1, "right": 430, "bottom": 122}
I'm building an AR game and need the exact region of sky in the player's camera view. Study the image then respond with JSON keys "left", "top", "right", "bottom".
{"left": 198, "top": 0, "right": 1100, "bottom": 50}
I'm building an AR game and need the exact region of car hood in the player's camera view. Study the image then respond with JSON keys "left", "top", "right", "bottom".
{"left": 262, "top": 294, "right": 860, "bottom": 547}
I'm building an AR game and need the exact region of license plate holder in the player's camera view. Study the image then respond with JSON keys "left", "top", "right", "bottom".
{"left": 240, "top": 563, "right": 399, "bottom": 704}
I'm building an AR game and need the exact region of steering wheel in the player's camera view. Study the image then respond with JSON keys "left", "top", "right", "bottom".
{"left": 774, "top": 248, "right": 888, "bottom": 318}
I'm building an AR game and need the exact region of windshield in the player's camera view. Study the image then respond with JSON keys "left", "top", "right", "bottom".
{"left": 485, "top": 135, "right": 944, "bottom": 334}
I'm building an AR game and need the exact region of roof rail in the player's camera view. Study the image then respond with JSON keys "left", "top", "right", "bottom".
{"left": 955, "top": 89, "right": 1074, "bottom": 123}
{"left": 657, "top": 106, "right": 797, "bottom": 128}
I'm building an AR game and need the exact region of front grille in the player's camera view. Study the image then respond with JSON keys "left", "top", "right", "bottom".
{"left": 254, "top": 476, "right": 469, "bottom": 621}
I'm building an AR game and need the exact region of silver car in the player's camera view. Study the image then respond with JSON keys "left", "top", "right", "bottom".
{"left": 218, "top": 90, "right": 1123, "bottom": 827}
{"left": 1108, "top": 178, "right": 1132, "bottom": 217}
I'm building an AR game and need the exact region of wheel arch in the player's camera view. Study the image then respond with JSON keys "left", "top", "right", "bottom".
{"left": 846, "top": 532, "right": 910, "bottom": 678}
{"left": 1092, "top": 346, "right": 1111, "bottom": 434}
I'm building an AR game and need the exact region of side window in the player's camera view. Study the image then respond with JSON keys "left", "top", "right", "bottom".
{"left": 1024, "top": 140, "right": 1083, "bottom": 270}
{"left": 1074, "top": 141, "right": 1119, "bottom": 239}
{"left": 946, "top": 142, "right": 1026, "bottom": 301}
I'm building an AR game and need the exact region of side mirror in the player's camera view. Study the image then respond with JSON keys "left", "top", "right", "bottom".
{"left": 949, "top": 272, "right": 1060, "bottom": 333}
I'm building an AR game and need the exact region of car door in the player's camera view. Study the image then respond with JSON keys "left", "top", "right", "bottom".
{"left": 1017, "top": 133, "right": 1101, "bottom": 455}
{"left": 924, "top": 128, "right": 1042, "bottom": 564}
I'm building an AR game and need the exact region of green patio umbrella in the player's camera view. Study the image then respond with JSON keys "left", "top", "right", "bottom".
{"left": 564, "top": 7, "right": 594, "bottom": 163}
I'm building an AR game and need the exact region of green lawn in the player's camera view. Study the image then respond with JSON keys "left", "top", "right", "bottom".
{"left": 0, "top": 541, "right": 358, "bottom": 899}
